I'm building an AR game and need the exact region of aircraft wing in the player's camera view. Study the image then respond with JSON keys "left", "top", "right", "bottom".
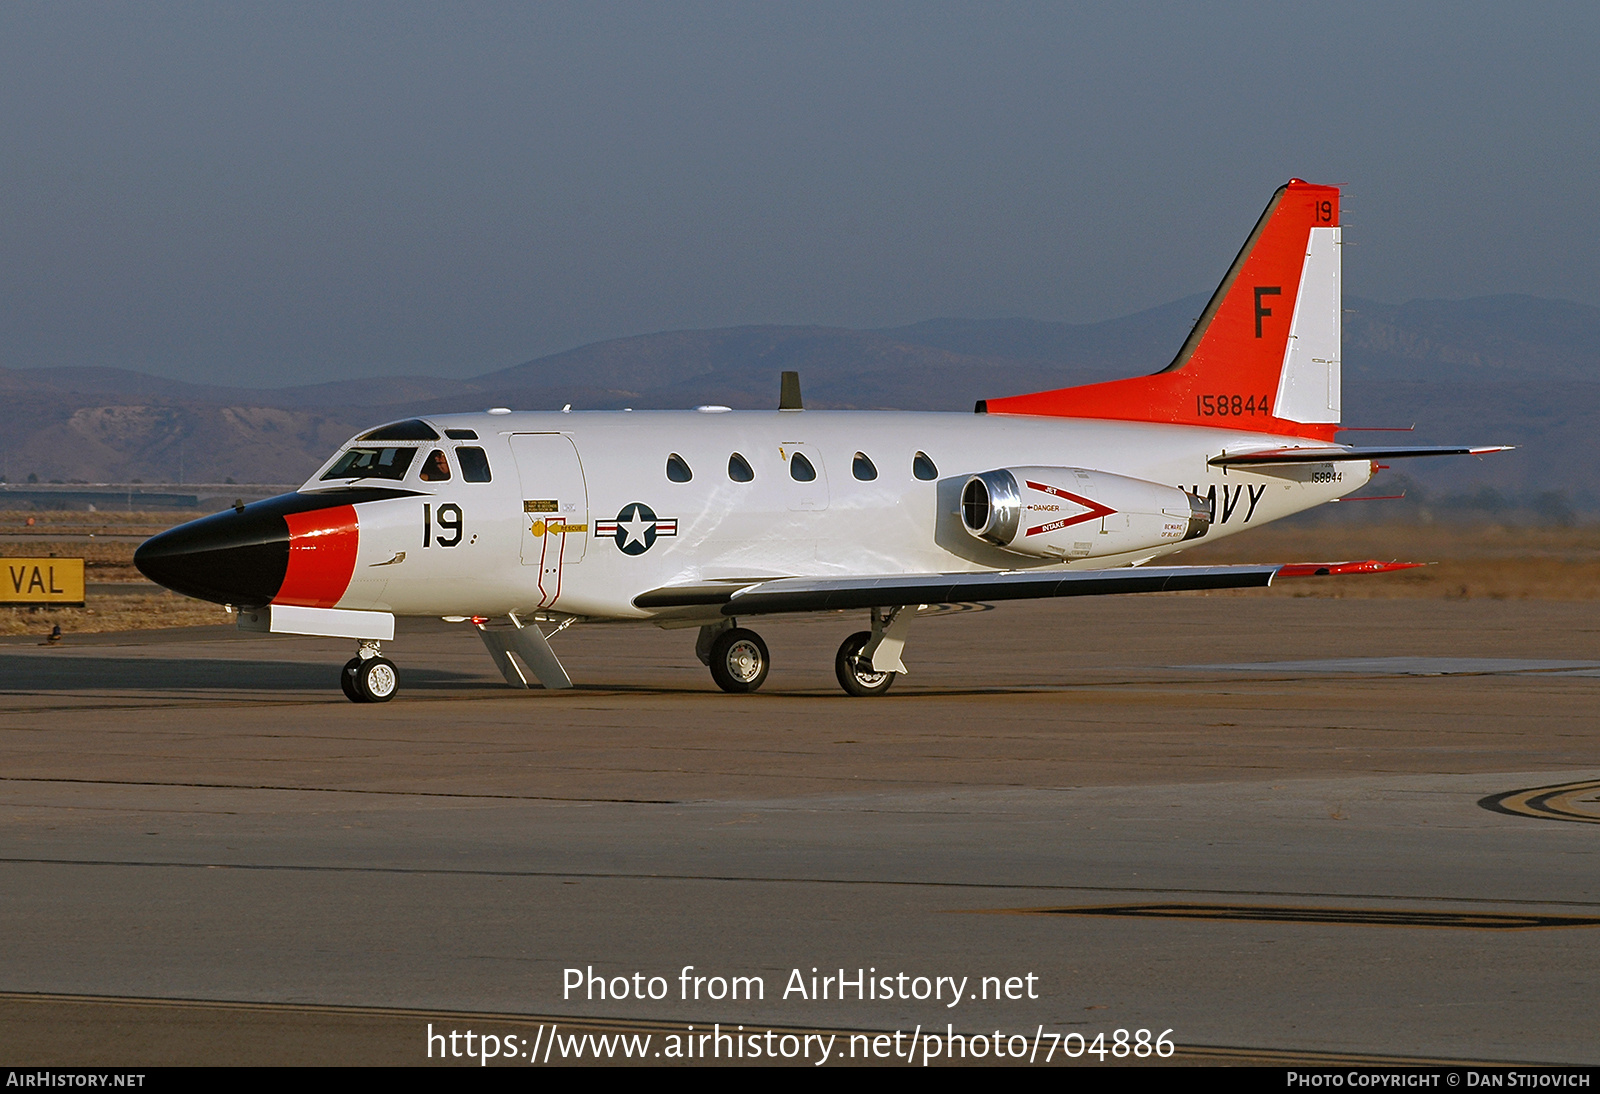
{"left": 634, "top": 561, "right": 1420, "bottom": 615}
{"left": 1209, "top": 445, "right": 1512, "bottom": 467}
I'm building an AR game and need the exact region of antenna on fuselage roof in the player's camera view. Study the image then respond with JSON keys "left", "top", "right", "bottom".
{"left": 779, "top": 371, "right": 803, "bottom": 411}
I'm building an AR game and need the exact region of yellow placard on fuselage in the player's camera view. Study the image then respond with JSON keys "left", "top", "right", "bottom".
{"left": 1, "top": 558, "right": 86, "bottom": 606}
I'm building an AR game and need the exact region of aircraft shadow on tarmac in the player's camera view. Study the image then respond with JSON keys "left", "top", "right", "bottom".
{"left": 0, "top": 653, "right": 482, "bottom": 694}
{"left": 0, "top": 651, "right": 1114, "bottom": 698}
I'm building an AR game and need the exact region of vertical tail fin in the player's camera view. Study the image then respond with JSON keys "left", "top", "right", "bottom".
{"left": 980, "top": 180, "right": 1342, "bottom": 441}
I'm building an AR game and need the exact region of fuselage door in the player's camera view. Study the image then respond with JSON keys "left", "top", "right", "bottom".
{"left": 780, "top": 442, "right": 829, "bottom": 512}
{"left": 508, "top": 433, "right": 589, "bottom": 566}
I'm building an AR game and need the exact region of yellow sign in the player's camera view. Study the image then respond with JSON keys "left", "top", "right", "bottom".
{"left": 524, "top": 500, "right": 559, "bottom": 513}
{"left": 2, "top": 558, "right": 86, "bottom": 605}
{"left": 529, "top": 521, "right": 588, "bottom": 536}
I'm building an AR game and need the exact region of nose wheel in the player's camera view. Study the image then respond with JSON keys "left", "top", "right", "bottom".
{"left": 341, "top": 647, "right": 398, "bottom": 703}
{"left": 835, "top": 631, "right": 897, "bottom": 696}
{"left": 708, "top": 627, "right": 770, "bottom": 693}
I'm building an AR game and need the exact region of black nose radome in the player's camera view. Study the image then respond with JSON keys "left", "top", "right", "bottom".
{"left": 135, "top": 487, "right": 416, "bottom": 607}
{"left": 135, "top": 504, "right": 293, "bottom": 607}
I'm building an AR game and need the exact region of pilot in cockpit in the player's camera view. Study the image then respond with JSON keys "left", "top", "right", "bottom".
{"left": 419, "top": 450, "right": 452, "bottom": 482}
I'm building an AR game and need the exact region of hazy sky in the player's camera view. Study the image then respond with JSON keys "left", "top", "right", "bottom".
{"left": 2, "top": 2, "right": 1596, "bottom": 385}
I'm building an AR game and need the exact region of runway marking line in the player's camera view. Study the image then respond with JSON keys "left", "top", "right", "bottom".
{"left": 975, "top": 903, "right": 1600, "bottom": 930}
{"left": 1479, "top": 779, "right": 1600, "bottom": 825}
{"left": 0, "top": 991, "right": 858, "bottom": 1038}
{"left": 8, "top": 857, "right": 1600, "bottom": 911}
{"left": 0, "top": 775, "right": 683, "bottom": 805}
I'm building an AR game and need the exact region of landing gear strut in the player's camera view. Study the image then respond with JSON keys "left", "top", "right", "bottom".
{"left": 835, "top": 632, "right": 896, "bottom": 696}
{"left": 834, "top": 606, "right": 912, "bottom": 697}
{"left": 341, "top": 640, "right": 397, "bottom": 703}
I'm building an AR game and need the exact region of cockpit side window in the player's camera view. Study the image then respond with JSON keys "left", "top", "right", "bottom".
{"left": 456, "top": 447, "right": 492, "bottom": 483}
{"left": 419, "top": 449, "right": 452, "bottom": 482}
{"left": 321, "top": 446, "right": 418, "bottom": 481}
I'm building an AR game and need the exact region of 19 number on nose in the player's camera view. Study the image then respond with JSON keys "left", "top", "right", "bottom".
{"left": 423, "top": 503, "right": 463, "bottom": 548}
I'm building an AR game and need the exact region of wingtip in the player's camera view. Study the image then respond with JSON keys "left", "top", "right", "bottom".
{"left": 1275, "top": 560, "right": 1428, "bottom": 578}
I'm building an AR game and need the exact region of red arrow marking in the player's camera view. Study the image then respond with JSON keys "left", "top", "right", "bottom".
{"left": 1022, "top": 480, "right": 1117, "bottom": 537}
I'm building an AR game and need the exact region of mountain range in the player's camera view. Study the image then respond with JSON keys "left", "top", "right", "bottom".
{"left": 2, "top": 293, "right": 1595, "bottom": 510}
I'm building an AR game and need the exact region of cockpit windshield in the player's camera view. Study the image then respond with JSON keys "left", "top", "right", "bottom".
{"left": 320, "top": 446, "right": 419, "bottom": 481}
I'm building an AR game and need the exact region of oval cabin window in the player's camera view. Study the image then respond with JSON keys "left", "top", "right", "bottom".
{"left": 728, "top": 453, "right": 754, "bottom": 482}
{"left": 789, "top": 452, "right": 817, "bottom": 482}
{"left": 666, "top": 453, "right": 693, "bottom": 482}
{"left": 913, "top": 451, "right": 938, "bottom": 480}
{"left": 852, "top": 452, "right": 877, "bottom": 481}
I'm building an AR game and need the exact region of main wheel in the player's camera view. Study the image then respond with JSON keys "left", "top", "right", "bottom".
{"left": 835, "top": 631, "right": 896, "bottom": 697}
{"left": 709, "top": 628, "right": 769, "bottom": 693}
{"left": 355, "top": 656, "right": 399, "bottom": 703}
{"left": 340, "top": 657, "right": 364, "bottom": 702}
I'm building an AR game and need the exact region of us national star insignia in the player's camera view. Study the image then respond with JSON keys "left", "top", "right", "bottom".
{"left": 595, "top": 503, "right": 678, "bottom": 555}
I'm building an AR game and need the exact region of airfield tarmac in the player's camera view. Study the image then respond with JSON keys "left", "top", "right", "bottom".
{"left": 1, "top": 596, "right": 1598, "bottom": 1066}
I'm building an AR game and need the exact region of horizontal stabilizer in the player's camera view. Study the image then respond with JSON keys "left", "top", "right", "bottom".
{"left": 1208, "top": 445, "right": 1513, "bottom": 468}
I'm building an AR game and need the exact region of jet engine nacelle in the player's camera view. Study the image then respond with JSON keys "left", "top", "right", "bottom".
{"left": 959, "top": 466, "right": 1210, "bottom": 560}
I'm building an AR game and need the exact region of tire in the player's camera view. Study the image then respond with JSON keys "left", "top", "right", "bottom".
{"left": 835, "top": 631, "right": 896, "bottom": 697}
{"left": 709, "top": 628, "right": 769, "bottom": 693}
{"left": 340, "top": 657, "right": 364, "bottom": 703}
{"left": 356, "top": 656, "right": 399, "bottom": 703}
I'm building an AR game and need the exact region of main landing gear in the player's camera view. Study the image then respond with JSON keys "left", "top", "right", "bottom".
{"left": 835, "top": 632, "right": 895, "bottom": 696}
{"left": 834, "top": 606, "right": 910, "bottom": 697}
{"left": 341, "top": 640, "right": 397, "bottom": 703}
{"left": 706, "top": 626, "right": 770, "bottom": 693}
{"left": 697, "top": 619, "right": 770, "bottom": 693}
{"left": 698, "top": 606, "right": 914, "bottom": 697}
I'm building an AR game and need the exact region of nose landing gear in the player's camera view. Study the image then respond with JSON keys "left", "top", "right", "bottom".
{"left": 341, "top": 640, "right": 397, "bottom": 703}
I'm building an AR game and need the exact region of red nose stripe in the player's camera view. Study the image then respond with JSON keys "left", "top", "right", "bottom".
{"left": 276, "top": 506, "right": 359, "bottom": 608}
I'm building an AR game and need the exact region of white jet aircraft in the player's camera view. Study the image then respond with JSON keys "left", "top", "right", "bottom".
{"left": 135, "top": 180, "right": 1508, "bottom": 700}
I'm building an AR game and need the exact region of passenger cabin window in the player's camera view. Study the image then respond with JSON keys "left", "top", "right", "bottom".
{"left": 666, "top": 453, "right": 693, "bottom": 482}
{"left": 790, "top": 452, "right": 817, "bottom": 482}
{"left": 852, "top": 452, "right": 877, "bottom": 481}
{"left": 445, "top": 428, "right": 479, "bottom": 440}
{"left": 456, "top": 446, "right": 492, "bottom": 483}
{"left": 321, "top": 446, "right": 418, "bottom": 481}
{"left": 728, "top": 453, "right": 754, "bottom": 482}
{"left": 913, "top": 451, "right": 938, "bottom": 480}
{"left": 419, "top": 449, "right": 451, "bottom": 482}
{"left": 360, "top": 419, "right": 439, "bottom": 441}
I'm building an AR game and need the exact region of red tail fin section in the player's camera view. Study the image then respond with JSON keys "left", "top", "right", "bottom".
{"left": 982, "top": 180, "right": 1342, "bottom": 442}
